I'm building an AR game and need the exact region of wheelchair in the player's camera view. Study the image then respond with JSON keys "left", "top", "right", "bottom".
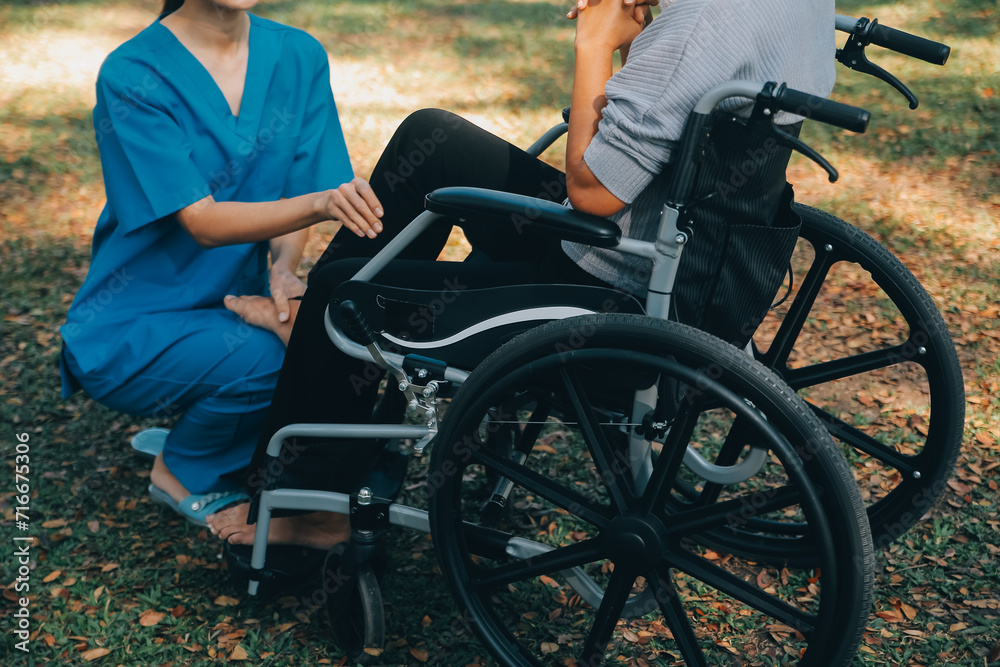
{"left": 234, "top": 15, "right": 960, "bottom": 667}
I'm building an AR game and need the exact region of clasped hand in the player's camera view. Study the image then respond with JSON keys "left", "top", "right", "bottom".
{"left": 568, "top": 0, "right": 657, "bottom": 51}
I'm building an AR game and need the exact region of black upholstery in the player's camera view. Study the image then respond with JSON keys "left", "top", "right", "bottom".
{"left": 424, "top": 187, "right": 622, "bottom": 248}
{"left": 330, "top": 280, "right": 644, "bottom": 371}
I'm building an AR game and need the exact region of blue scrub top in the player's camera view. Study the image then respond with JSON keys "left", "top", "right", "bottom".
{"left": 60, "top": 14, "right": 354, "bottom": 398}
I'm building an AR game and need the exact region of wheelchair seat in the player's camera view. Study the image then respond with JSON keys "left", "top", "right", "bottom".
{"left": 329, "top": 280, "right": 645, "bottom": 370}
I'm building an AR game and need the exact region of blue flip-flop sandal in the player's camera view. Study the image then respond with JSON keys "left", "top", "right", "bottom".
{"left": 148, "top": 484, "right": 250, "bottom": 527}
{"left": 131, "top": 428, "right": 169, "bottom": 460}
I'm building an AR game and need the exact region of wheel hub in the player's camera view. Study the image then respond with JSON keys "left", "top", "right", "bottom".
{"left": 604, "top": 514, "right": 668, "bottom": 569}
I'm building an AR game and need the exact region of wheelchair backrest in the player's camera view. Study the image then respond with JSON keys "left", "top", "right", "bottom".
{"left": 668, "top": 113, "right": 803, "bottom": 347}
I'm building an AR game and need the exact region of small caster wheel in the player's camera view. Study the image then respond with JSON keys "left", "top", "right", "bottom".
{"left": 323, "top": 543, "right": 386, "bottom": 665}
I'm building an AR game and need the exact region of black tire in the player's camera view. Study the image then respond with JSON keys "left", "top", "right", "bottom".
{"left": 755, "top": 204, "right": 964, "bottom": 549}
{"left": 323, "top": 543, "right": 386, "bottom": 665}
{"left": 430, "top": 314, "right": 873, "bottom": 667}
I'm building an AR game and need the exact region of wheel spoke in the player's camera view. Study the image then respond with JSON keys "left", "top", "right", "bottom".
{"left": 470, "top": 443, "right": 612, "bottom": 528}
{"left": 561, "top": 367, "right": 637, "bottom": 513}
{"left": 668, "top": 549, "right": 816, "bottom": 633}
{"left": 785, "top": 344, "right": 909, "bottom": 390}
{"left": 649, "top": 568, "right": 707, "bottom": 667}
{"left": 666, "top": 485, "right": 803, "bottom": 539}
{"left": 473, "top": 538, "right": 604, "bottom": 591}
{"left": 759, "top": 243, "right": 835, "bottom": 370}
{"left": 641, "top": 398, "right": 702, "bottom": 515}
{"left": 580, "top": 565, "right": 637, "bottom": 665}
{"left": 694, "top": 416, "right": 757, "bottom": 508}
{"left": 808, "top": 403, "right": 918, "bottom": 474}
{"left": 514, "top": 401, "right": 551, "bottom": 455}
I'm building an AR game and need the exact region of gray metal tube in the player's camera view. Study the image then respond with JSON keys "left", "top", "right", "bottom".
{"left": 265, "top": 423, "right": 431, "bottom": 457}
{"left": 692, "top": 81, "right": 765, "bottom": 115}
{"left": 525, "top": 123, "right": 569, "bottom": 157}
{"left": 350, "top": 211, "right": 443, "bottom": 282}
{"left": 835, "top": 14, "right": 860, "bottom": 33}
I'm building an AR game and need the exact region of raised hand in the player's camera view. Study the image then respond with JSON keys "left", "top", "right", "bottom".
{"left": 567, "top": 0, "right": 658, "bottom": 27}
{"left": 571, "top": 0, "right": 649, "bottom": 52}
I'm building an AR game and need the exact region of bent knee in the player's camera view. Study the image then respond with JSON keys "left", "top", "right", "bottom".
{"left": 400, "top": 108, "right": 467, "bottom": 133}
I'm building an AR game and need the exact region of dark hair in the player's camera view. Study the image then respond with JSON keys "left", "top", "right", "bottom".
{"left": 162, "top": 0, "right": 184, "bottom": 14}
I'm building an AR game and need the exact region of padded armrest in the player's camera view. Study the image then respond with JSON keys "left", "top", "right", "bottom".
{"left": 424, "top": 186, "right": 622, "bottom": 248}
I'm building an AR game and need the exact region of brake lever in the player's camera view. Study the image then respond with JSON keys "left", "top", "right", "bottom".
{"left": 743, "top": 84, "right": 840, "bottom": 183}
{"left": 837, "top": 18, "right": 920, "bottom": 110}
{"left": 771, "top": 124, "right": 839, "bottom": 183}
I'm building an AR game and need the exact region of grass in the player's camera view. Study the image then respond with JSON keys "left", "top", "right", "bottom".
{"left": 2, "top": 0, "right": 999, "bottom": 665}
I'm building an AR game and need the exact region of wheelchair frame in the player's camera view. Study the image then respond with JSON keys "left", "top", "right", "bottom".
{"left": 239, "top": 14, "right": 960, "bottom": 667}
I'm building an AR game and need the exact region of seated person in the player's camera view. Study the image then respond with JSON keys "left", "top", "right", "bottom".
{"left": 204, "top": 0, "right": 837, "bottom": 546}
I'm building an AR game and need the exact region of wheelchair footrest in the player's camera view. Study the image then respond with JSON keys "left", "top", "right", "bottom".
{"left": 224, "top": 542, "right": 326, "bottom": 599}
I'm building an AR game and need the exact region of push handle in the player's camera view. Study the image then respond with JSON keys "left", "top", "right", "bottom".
{"left": 837, "top": 15, "right": 951, "bottom": 66}
{"left": 867, "top": 22, "right": 951, "bottom": 66}
{"left": 339, "top": 300, "right": 376, "bottom": 346}
{"left": 773, "top": 87, "right": 871, "bottom": 134}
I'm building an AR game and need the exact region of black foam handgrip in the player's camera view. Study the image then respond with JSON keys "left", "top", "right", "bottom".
{"left": 869, "top": 23, "right": 951, "bottom": 66}
{"left": 774, "top": 88, "right": 871, "bottom": 134}
{"left": 339, "top": 300, "right": 375, "bottom": 345}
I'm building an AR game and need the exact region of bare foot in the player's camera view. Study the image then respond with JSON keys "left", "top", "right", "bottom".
{"left": 206, "top": 502, "right": 350, "bottom": 549}
{"left": 150, "top": 453, "right": 190, "bottom": 503}
{"left": 224, "top": 295, "right": 298, "bottom": 344}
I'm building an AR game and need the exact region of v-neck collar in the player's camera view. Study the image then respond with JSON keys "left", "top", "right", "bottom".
{"left": 154, "top": 13, "right": 274, "bottom": 139}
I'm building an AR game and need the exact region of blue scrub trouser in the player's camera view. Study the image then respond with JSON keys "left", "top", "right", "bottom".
{"left": 66, "top": 309, "right": 284, "bottom": 494}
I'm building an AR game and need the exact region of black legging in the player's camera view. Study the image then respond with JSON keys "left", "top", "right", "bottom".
{"left": 244, "top": 109, "right": 613, "bottom": 498}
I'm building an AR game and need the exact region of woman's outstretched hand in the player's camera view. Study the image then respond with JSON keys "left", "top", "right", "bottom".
{"left": 324, "top": 177, "right": 385, "bottom": 240}
{"left": 567, "top": 0, "right": 658, "bottom": 28}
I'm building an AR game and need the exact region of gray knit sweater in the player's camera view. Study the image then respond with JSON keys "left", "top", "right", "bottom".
{"left": 563, "top": 0, "right": 837, "bottom": 295}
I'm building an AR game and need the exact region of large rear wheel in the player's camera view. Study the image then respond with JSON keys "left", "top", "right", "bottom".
{"left": 430, "top": 315, "right": 873, "bottom": 666}
{"left": 755, "top": 205, "right": 965, "bottom": 548}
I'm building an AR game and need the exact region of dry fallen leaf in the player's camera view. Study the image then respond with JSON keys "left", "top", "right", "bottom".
{"left": 229, "top": 644, "right": 249, "bottom": 660}
{"left": 410, "top": 647, "right": 430, "bottom": 662}
{"left": 43, "top": 570, "right": 62, "bottom": 583}
{"left": 139, "top": 610, "right": 166, "bottom": 627}
{"left": 80, "top": 647, "right": 111, "bottom": 661}
{"left": 540, "top": 642, "right": 559, "bottom": 654}
{"left": 876, "top": 608, "right": 905, "bottom": 624}
{"left": 214, "top": 595, "right": 240, "bottom": 607}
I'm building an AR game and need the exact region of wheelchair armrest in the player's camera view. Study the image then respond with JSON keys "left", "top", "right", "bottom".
{"left": 424, "top": 187, "right": 622, "bottom": 248}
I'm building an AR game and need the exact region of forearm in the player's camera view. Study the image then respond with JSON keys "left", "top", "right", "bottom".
{"left": 566, "top": 43, "right": 626, "bottom": 217}
{"left": 269, "top": 228, "right": 309, "bottom": 273}
{"left": 178, "top": 192, "right": 328, "bottom": 249}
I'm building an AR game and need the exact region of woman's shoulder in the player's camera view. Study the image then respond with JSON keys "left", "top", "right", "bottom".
{"left": 97, "top": 21, "right": 173, "bottom": 90}
{"left": 249, "top": 14, "right": 327, "bottom": 60}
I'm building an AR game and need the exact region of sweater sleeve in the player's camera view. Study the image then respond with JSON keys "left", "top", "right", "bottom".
{"left": 583, "top": 0, "right": 772, "bottom": 204}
